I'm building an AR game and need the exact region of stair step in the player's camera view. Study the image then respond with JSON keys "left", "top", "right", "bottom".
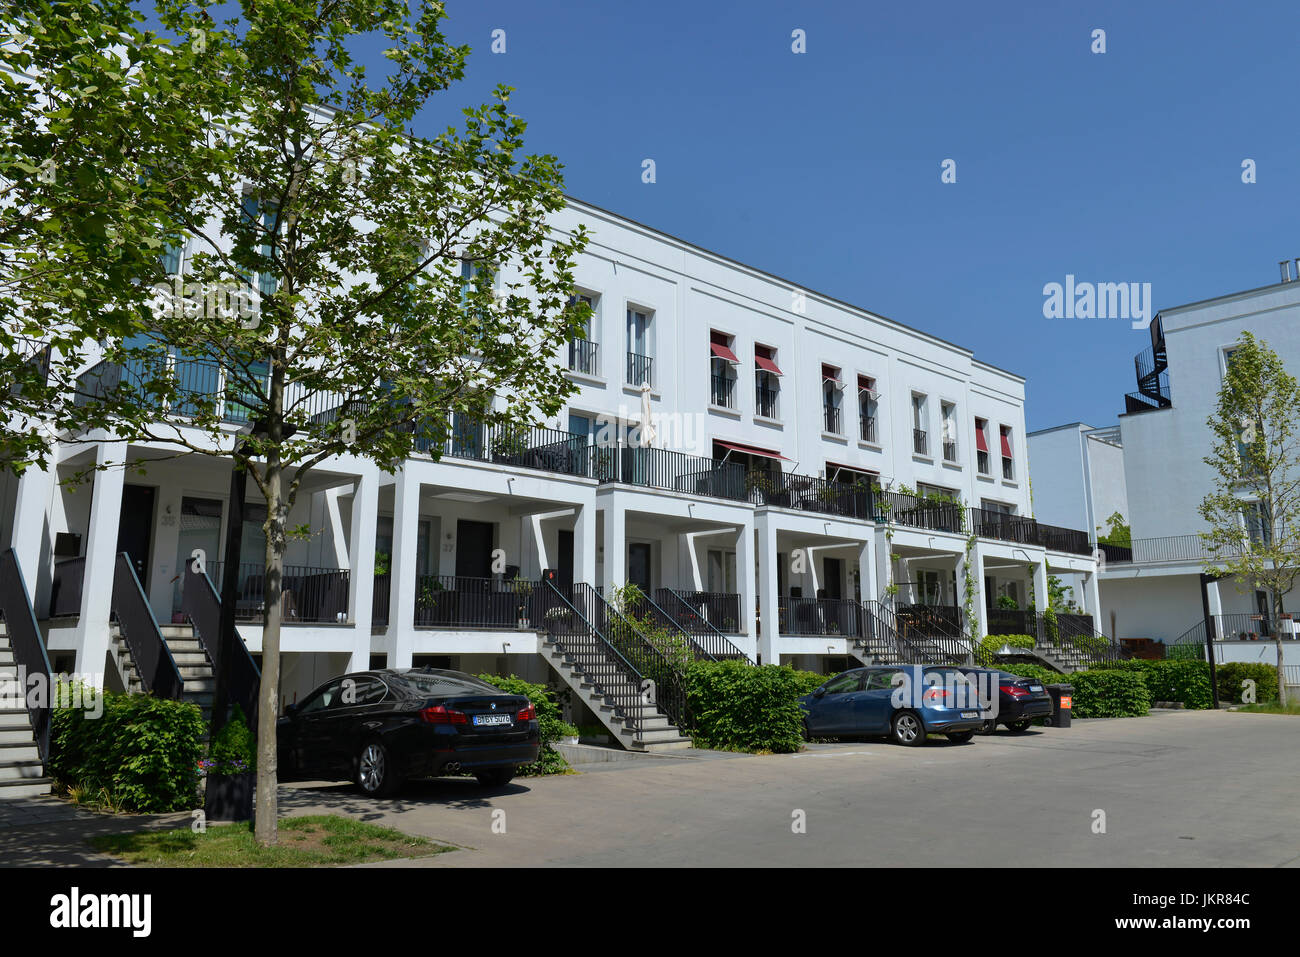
{"left": 0, "top": 777, "right": 52, "bottom": 799}
{"left": 0, "top": 759, "right": 46, "bottom": 782}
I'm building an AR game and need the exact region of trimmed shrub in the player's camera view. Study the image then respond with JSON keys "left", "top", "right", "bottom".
{"left": 1215, "top": 662, "right": 1281, "bottom": 704}
{"left": 683, "top": 660, "right": 823, "bottom": 753}
{"left": 476, "top": 674, "right": 576, "bottom": 775}
{"left": 48, "top": 683, "right": 205, "bottom": 812}
{"left": 996, "top": 662, "right": 1066, "bottom": 685}
{"left": 1068, "top": 670, "right": 1149, "bottom": 718}
{"left": 1088, "top": 659, "right": 1213, "bottom": 709}
{"left": 981, "top": 633, "right": 1036, "bottom": 660}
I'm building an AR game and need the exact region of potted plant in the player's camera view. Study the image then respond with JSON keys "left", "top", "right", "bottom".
{"left": 202, "top": 705, "right": 256, "bottom": 822}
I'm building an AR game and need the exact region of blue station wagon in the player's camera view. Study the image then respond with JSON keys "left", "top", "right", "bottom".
{"left": 799, "top": 666, "right": 989, "bottom": 745}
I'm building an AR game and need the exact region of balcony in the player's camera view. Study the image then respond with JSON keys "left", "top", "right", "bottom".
{"left": 860, "top": 414, "right": 877, "bottom": 443}
{"left": 913, "top": 429, "right": 928, "bottom": 456}
{"left": 414, "top": 576, "right": 540, "bottom": 629}
{"left": 942, "top": 440, "right": 957, "bottom": 462}
{"left": 746, "top": 470, "right": 874, "bottom": 520}
{"left": 969, "top": 507, "right": 1092, "bottom": 555}
{"left": 755, "top": 383, "right": 779, "bottom": 419}
{"left": 626, "top": 351, "right": 653, "bottom": 387}
{"left": 595, "top": 445, "right": 748, "bottom": 501}
{"left": 75, "top": 356, "right": 266, "bottom": 426}
{"left": 568, "top": 338, "right": 599, "bottom": 376}
{"left": 205, "top": 561, "right": 350, "bottom": 623}
{"left": 779, "top": 596, "right": 863, "bottom": 637}
{"left": 421, "top": 423, "right": 593, "bottom": 478}
{"left": 710, "top": 373, "right": 736, "bottom": 409}
{"left": 823, "top": 405, "right": 841, "bottom": 434}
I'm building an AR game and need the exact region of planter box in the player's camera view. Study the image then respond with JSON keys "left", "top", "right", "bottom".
{"left": 205, "top": 772, "right": 254, "bottom": 822}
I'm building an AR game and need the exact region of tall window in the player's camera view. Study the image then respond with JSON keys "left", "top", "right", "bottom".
{"left": 912, "top": 394, "right": 928, "bottom": 456}
{"left": 822, "top": 364, "right": 843, "bottom": 434}
{"left": 941, "top": 402, "right": 957, "bottom": 462}
{"left": 974, "top": 418, "right": 990, "bottom": 474}
{"left": 1244, "top": 500, "right": 1273, "bottom": 547}
{"left": 241, "top": 194, "right": 278, "bottom": 298}
{"left": 754, "top": 344, "right": 781, "bottom": 419}
{"left": 567, "top": 294, "right": 598, "bottom": 375}
{"left": 710, "top": 330, "right": 738, "bottom": 408}
{"left": 999, "top": 425, "right": 1014, "bottom": 479}
{"left": 858, "top": 376, "right": 878, "bottom": 443}
{"left": 627, "top": 308, "right": 652, "bottom": 386}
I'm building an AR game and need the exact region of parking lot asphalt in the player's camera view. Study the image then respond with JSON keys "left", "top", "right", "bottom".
{"left": 274, "top": 710, "right": 1300, "bottom": 868}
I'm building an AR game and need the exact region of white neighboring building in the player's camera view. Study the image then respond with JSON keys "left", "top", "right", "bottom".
{"left": 1032, "top": 267, "right": 1300, "bottom": 680}
{"left": 1026, "top": 423, "right": 1129, "bottom": 541}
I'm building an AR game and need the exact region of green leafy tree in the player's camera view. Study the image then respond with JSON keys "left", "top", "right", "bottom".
{"left": 1095, "top": 511, "right": 1131, "bottom": 548}
{"left": 14, "top": 0, "right": 588, "bottom": 844}
{"left": 1199, "top": 332, "right": 1300, "bottom": 705}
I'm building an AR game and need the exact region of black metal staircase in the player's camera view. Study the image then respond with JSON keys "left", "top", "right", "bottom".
{"left": 1126, "top": 316, "right": 1171, "bottom": 414}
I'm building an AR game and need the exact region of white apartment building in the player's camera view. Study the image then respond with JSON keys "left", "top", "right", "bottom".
{"left": 1032, "top": 269, "right": 1300, "bottom": 675}
{"left": 0, "top": 194, "right": 1101, "bottom": 773}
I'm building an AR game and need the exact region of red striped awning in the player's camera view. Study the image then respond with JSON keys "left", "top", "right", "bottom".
{"left": 1000, "top": 431, "right": 1012, "bottom": 457}
{"left": 755, "top": 355, "right": 783, "bottom": 376}
{"left": 710, "top": 341, "right": 740, "bottom": 363}
{"left": 975, "top": 427, "right": 988, "bottom": 453}
{"left": 715, "top": 440, "right": 792, "bottom": 462}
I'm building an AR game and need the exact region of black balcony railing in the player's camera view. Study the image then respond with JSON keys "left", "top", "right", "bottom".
{"left": 111, "top": 552, "right": 184, "bottom": 700}
{"left": 424, "top": 423, "right": 592, "bottom": 478}
{"left": 746, "top": 471, "right": 875, "bottom": 520}
{"left": 942, "top": 440, "right": 957, "bottom": 462}
{"left": 655, "top": 589, "right": 748, "bottom": 661}
{"left": 74, "top": 356, "right": 267, "bottom": 425}
{"left": 205, "top": 561, "right": 350, "bottom": 623}
{"left": 710, "top": 374, "right": 736, "bottom": 409}
{"left": 627, "top": 351, "right": 653, "bottom": 387}
{"left": 1002, "top": 456, "right": 1014, "bottom": 480}
{"left": 594, "top": 445, "right": 748, "bottom": 501}
{"left": 755, "top": 383, "right": 779, "bottom": 419}
{"left": 414, "top": 576, "right": 540, "bottom": 629}
{"left": 874, "top": 489, "right": 966, "bottom": 534}
{"left": 969, "top": 507, "right": 1093, "bottom": 556}
{"left": 371, "top": 573, "right": 391, "bottom": 627}
{"left": 913, "top": 429, "right": 928, "bottom": 455}
{"left": 860, "top": 414, "right": 877, "bottom": 443}
{"left": 823, "top": 405, "right": 841, "bottom": 434}
{"left": 664, "top": 590, "right": 742, "bottom": 634}
{"left": 985, "top": 609, "right": 1038, "bottom": 638}
{"left": 569, "top": 338, "right": 598, "bottom": 376}
{"left": 779, "top": 597, "right": 864, "bottom": 637}
{"left": 7, "top": 337, "right": 51, "bottom": 398}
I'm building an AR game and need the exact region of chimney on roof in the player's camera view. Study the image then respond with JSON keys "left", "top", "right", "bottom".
{"left": 1280, "top": 261, "right": 1293, "bottom": 283}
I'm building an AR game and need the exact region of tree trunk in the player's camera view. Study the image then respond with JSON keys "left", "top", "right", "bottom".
{"left": 254, "top": 458, "right": 283, "bottom": 846}
{"left": 1273, "top": 591, "right": 1288, "bottom": 707}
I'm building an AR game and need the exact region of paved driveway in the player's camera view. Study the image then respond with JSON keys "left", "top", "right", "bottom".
{"left": 275, "top": 710, "right": 1300, "bottom": 868}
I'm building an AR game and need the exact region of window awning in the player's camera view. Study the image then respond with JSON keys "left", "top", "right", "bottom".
{"left": 755, "top": 355, "right": 783, "bottom": 376}
{"left": 715, "top": 440, "right": 792, "bottom": 462}
{"left": 975, "top": 427, "right": 989, "bottom": 453}
{"left": 1000, "top": 432, "right": 1012, "bottom": 457}
{"left": 710, "top": 341, "right": 740, "bottom": 363}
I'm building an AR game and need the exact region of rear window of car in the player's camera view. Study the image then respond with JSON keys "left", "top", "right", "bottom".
{"left": 396, "top": 672, "right": 504, "bottom": 696}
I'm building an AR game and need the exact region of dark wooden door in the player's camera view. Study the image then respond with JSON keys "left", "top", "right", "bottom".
{"left": 455, "top": 520, "right": 494, "bottom": 578}
{"left": 116, "top": 484, "right": 156, "bottom": 587}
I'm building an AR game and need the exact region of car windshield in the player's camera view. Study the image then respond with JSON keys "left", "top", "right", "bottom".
{"left": 397, "top": 672, "right": 504, "bottom": 697}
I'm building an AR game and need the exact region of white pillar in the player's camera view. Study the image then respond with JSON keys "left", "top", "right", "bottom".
{"left": 964, "top": 543, "right": 987, "bottom": 639}
{"left": 735, "top": 520, "right": 755, "bottom": 651}
{"left": 76, "top": 442, "right": 125, "bottom": 686}
{"left": 1085, "top": 570, "right": 1102, "bottom": 624}
{"left": 1032, "top": 559, "right": 1049, "bottom": 613}
{"left": 858, "top": 536, "right": 876, "bottom": 604}
{"left": 346, "top": 468, "right": 378, "bottom": 672}
{"left": 388, "top": 467, "right": 420, "bottom": 669}
{"left": 874, "top": 532, "right": 892, "bottom": 602}
{"left": 573, "top": 501, "right": 596, "bottom": 585}
{"left": 10, "top": 461, "right": 54, "bottom": 595}
{"left": 1206, "top": 578, "right": 1223, "bottom": 619}
{"left": 602, "top": 500, "right": 624, "bottom": 591}
{"left": 756, "top": 516, "right": 780, "bottom": 665}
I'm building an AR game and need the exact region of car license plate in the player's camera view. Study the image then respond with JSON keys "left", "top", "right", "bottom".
{"left": 473, "top": 714, "right": 512, "bottom": 727}
{"left": 1029, "top": 685, "right": 1043, "bottom": 692}
{"left": 960, "top": 711, "right": 979, "bottom": 719}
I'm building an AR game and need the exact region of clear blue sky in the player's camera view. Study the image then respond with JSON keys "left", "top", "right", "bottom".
{"left": 221, "top": 1, "right": 1300, "bottom": 430}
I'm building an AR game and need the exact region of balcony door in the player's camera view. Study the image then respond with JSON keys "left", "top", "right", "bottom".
{"left": 821, "top": 557, "right": 843, "bottom": 600}
{"left": 171, "top": 496, "right": 223, "bottom": 615}
{"left": 116, "top": 484, "right": 156, "bottom": 588}
{"left": 455, "top": 521, "right": 495, "bottom": 580}
{"left": 628, "top": 542, "right": 652, "bottom": 594}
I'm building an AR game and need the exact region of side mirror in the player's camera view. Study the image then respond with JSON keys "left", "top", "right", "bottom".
{"left": 813, "top": 687, "right": 826, "bottom": 698}
{"left": 284, "top": 702, "right": 300, "bottom": 717}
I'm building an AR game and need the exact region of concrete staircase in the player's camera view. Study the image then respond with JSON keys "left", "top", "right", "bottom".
{"left": 540, "top": 634, "right": 691, "bottom": 752}
{"left": 0, "top": 624, "right": 52, "bottom": 799}
{"left": 159, "top": 624, "right": 216, "bottom": 724}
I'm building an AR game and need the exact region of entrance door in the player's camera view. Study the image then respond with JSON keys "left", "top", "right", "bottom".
{"left": 455, "top": 520, "right": 495, "bottom": 579}
{"left": 556, "top": 529, "right": 575, "bottom": 591}
{"left": 628, "top": 542, "right": 652, "bottom": 593}
{"left": 116, "top": 485, "right": 156, "bottom": 586}
{"left": 822, "top": 557, "right": 843, "bottom": 600}
{"left": 172, "top": 496, "right": 223, "bottom": 615}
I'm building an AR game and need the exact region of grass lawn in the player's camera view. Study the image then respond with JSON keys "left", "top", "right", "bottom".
{"left": 89, "top": 814, "right": 456, "bottom": 867}
{"left": 1230, "top": 701, "right": 1300, "bottom": 715}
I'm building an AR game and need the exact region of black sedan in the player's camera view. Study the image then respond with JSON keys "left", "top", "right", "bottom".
{"left": 278, "top": 668, "right": 540, "bottom": 796}
{"left": 957, "top": 667, "right": 1054, "bottom": 733}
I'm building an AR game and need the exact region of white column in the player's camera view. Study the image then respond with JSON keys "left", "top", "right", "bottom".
{"left": 874, "top": 532, "right": 892, "bottom": 602}
{"left": 1032, "top": 559, "right": 1049, "bottom": 613}
{"left": 388, "top": 468, "right": 420, "bottom": 669}
{"left": 964, "top": 542, "right": 988, "bottom": 639}
{"left": 76, "top": 442, "right": 125, "bottom": 686}
{"left": 756, "top": 516, "right": 780, "bottom": 665}
{"left": 895, "top": 556, "right": 911, "bottom": 603}
{"left": 1085, "top": 570, "right": 1102, "bottom": 623}
{"left": 10, "top": 461, "right": 54, "bottom": 594}
{"left": 602, "top": 500, "right": 624, "bottom": 591}
{"left": 1206, "top": 578, "right": 1223, "bottom": 618}
{"left": 858, "top": 536, "right": 876, "bottom": 604}
{"left": 346, "top": 468, "right": 378, "bottom": 672}
{"left": 735, "top": 520, "right": 755, "bottom": 650}
{"left": 573, "top": 501, "right": 596, "bottom": 585}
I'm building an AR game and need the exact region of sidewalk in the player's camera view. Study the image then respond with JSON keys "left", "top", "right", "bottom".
{"left": 0, "top": 795, "right": 191, "bottom": 867}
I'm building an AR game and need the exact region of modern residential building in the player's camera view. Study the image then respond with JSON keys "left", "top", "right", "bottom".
{"left": 0, "top": 193, "right": 1102, "bottom": 781}
{"left": 1032, "top": 267, "right": 1300, "bottom": 678}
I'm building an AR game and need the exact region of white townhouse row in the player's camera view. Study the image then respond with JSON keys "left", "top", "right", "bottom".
{"left": 0, "top": 194, "right": 1102, "bottom": 749}
{"left": 1028, "top": 266, "right": 1300, "bottom": 681}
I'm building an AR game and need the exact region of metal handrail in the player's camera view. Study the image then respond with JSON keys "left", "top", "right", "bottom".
{"left": 0, "top": 549, "right": 53, "bottom": 761}
{"left": 655, "top": 589, "right": 748, "bottom": 661}
{"left": 111, "top": 553, "right": 184, "bottom": 700}
{"left": 181, "top": 562, "right": 260, "bottom": 725}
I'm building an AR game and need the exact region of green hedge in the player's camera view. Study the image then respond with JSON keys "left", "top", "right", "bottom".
{"left": 48, "top": 684, "right": 205, "bottom": 812}
{"left": 1215, "top": 662, "right": 1281, "bottom": 704}
{"left": 1088, "top": 659, "right": 1214, "bottom": 709}
{"left": 683, "top": 660, "right": 824, "bottom": 753}
{"left": 476, "top": 674, "right": 577, "bottom": 775}
{"left": 1067, "top": 670, "right": 1150, "bottom": 718}
{"left": 996, "top": 662, "right": 1066, "bottom": 685}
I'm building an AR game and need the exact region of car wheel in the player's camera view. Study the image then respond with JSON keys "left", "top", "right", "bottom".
{"left": 947, "top": 730, "right": 975, "bottom": 744}
{"left": 356, "top": 740, "right": 400, "bottom": 798}
{"left": 1007, "top": 719, "right": 1032, "bottom": 733}
{"left": 891, "top": 711, "right": 925, "bottom": 747}
{"left": 801, "top": 718, "right": 813, "bottom": 742}
{"left": 474, "top": 767, "right": 515, "bottom": 788}
{"left": 977, "top": 719, "right": 996, "bottom": 735}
